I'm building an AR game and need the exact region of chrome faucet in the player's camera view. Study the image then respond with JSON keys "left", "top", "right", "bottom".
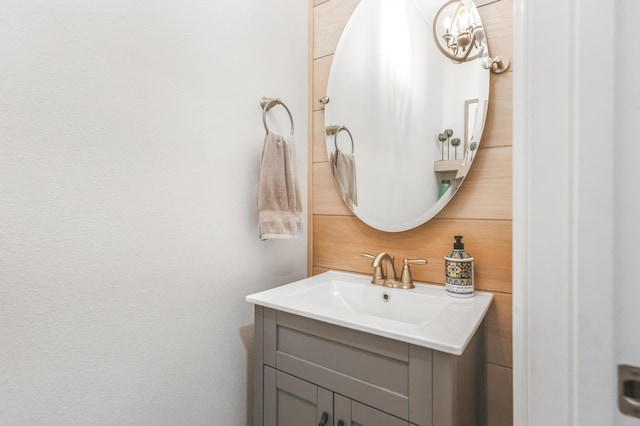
{"left": 361, "top": 253, "right": 427, "bottom": 289}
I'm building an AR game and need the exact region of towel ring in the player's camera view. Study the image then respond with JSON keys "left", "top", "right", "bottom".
{"left": 261, "top": 97, "right": 294, "bottom": 137}
{"left": 326, "top": 125, "right": 354, "bottom": 154}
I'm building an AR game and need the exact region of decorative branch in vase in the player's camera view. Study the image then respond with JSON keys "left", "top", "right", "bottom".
{"left": 437, "top": 129, "right": 455, "bottom": 160}
{"left": 451, "top": 138, "right": 461, "bottom": 159}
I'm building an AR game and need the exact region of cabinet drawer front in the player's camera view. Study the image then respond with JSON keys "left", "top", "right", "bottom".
{"left": 278, "top": 326, "right": 408, "bottom": 394}
{"left": 270, "top": 310, "right": 413, "bottom": 420}
{"left": 277, "top": 311, "right": 409, "bottom": 361}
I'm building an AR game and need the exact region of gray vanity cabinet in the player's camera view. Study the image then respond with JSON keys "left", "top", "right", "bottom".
{"left": 253, "top": 306, "right": 482, "bottom": 426}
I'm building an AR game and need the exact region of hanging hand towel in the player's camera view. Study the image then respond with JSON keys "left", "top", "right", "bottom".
{"left": 258, "top": 131, "right": 303, "bottom": 239}
{"left": 330, "top": 149, "right": 358, "bottom": 210}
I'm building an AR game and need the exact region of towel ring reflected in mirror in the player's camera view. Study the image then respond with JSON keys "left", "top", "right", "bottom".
{"left": 326, "top": 125, "right": 354, "bottom": 155}
{"left": 260, "top": 97, "right": 294, "bottom": 137}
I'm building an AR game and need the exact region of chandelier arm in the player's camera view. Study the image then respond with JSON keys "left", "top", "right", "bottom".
{"left": 433, "top": 27, "right": 478, "bottom": 63}
{"left": 433, "top": 0, "right": 479, "bottom": 63}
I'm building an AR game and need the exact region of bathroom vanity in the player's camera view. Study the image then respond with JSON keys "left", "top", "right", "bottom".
{"left": 247, "top": 271, "right": 493, "bottom": 426}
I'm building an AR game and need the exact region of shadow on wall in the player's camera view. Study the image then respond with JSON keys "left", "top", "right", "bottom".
{"left": 260, "top": 240, "right": 306, "bottom": 278}
{"left": 239, "top": 324, "right": 255, "bottom": 426}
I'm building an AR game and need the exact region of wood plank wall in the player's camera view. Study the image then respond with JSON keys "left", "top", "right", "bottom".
{"left": 308, "top": 0, "right": 513, "bottom": 424}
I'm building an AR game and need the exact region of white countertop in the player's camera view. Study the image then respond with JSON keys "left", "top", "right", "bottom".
{"left": 246, "top": 270, "right": 493, "bottom": 355}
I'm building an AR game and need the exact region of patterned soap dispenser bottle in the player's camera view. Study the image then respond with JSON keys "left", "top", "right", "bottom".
{"left": 445, "top": 235, "right": 474, "bottom": 297}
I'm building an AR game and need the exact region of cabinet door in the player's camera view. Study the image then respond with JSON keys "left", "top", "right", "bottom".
{"left": 264, "top": 366, "right": 333, "bottom": 426}
{"left": 333, "top": 394, "right": 410, "bottom": 426}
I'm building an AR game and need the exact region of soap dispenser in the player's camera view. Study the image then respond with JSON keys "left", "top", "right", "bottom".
{"left": 445, "top": 235, "right": 474, "bottom": 297}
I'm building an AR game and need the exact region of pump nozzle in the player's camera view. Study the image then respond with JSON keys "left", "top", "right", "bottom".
{"left": 454, "top": 235, "right": 464, "bottom": 249}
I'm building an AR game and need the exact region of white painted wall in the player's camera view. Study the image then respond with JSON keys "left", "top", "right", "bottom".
{"left": 0, "top": 1, "right": 308, "bottom": 424}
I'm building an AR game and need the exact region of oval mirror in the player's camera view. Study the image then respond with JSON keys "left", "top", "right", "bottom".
{"left": 325, "top": 0, "right": 490, "bottom": 232}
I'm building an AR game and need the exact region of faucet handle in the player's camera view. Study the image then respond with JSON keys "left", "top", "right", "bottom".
{"left": 400, "top": 258, "right": 428, "bottom": 289}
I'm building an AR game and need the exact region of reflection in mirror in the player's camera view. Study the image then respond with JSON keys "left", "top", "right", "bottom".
{"left": 465, "top": 99, "right": 479, "bottom": 153}
{"left": 433, "top": 0, "right": 510, "bottom": 73}
{"left": 327, "top": 125, "right": 357, "bottom": 210}
{"left": 325, "top": 0, "right": 490, "bottom": 232}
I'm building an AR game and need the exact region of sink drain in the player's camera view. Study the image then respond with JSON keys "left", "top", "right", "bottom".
{"left": 382, "top": 293, "right": 390, "bottom": 302}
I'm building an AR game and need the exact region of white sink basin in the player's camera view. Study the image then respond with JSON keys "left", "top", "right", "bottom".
{"left": 246, "top": 270, "right": 493, "bottom": 355}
